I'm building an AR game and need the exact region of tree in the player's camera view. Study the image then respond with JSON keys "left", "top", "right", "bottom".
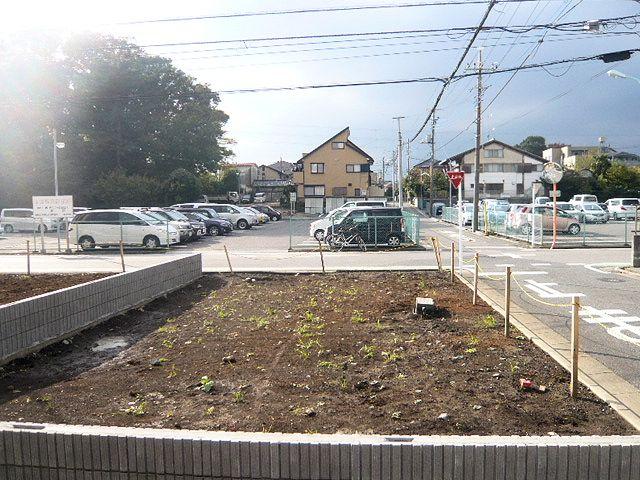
{"left": 516, "top": 136, "right": 546, "bottom": 157}
{"left": 590, "top": 154, "right": 612, "bottom": 178}
{"left": 403, "top": 168, "right": 450, "bottom": 200}
{"left": 600, "top": 164, "right": 640, "bottom": 198}
{"left": 0, "top": 33, "right": 231, "bottom": 207}
{"left": 165, "top": 169, "right": 202, "bottom": 204}
{"left": 201, "top": 168, "right": 239, "bottom": 196}
{"left": 91, "top": 170, "right": 164, "bottom": 207}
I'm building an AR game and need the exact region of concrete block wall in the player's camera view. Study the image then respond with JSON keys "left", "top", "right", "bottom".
{"left": 0, "top": 254, "right": 202, "bottom": 365}
{"left": 1, "top": 423, "right": 639, "bottom": 479}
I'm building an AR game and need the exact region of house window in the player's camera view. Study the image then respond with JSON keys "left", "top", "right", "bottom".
{"left": 310, "top": 163, "right": 325, "bottom": 174}
{"left": 484, "top": 149, "right": 504, "bottom": 158}
{"left": 332, "top": 187, "right": 347, "bottom": 196}
{"left": 304, "top": 185, "right": 325, "bottom": 197}
{"left": 331, "top": 142, "right": 346, "bottom": 150}
{"left": 484, "top": 183, "right": 504, "bottom": 194}
{"left": 483, "top": 163, "right": 503, "bottom": 173}
{"left": 346, "top": 164, "right": 362, "bottom": 173}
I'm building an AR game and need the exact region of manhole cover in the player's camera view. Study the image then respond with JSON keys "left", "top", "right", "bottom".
{"left": 597, "top": 277, "right": 626, "bottom": 283}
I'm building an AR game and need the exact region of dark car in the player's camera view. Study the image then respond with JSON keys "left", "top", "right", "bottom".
{"left": 178, "top": 211, "right": 227, "bottom": 236}
{"left": 250, "top": 204, "right": 282, "bottom": 221}
{"left": 175, "top": 208, "right": 234, "bottom": 235}
{"left": 325, "top": 206, "right": 405, "bottom": 247}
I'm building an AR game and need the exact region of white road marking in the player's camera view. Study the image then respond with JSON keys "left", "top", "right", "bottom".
{"left": 566, "top": 262, "right": 610, "bottom": 274}
{"left": 580, "top": 306, "right": 640, "bottom": 347}
{"left": 495, "top": 263, "right": 515, "bottom": 267}
{"left": 478, "top": 271, "right": 548, "bottom": 277}
{"left": 523, "top": 279, "right": 585, "bottom": 298}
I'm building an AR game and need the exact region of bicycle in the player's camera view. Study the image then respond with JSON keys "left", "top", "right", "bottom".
{"left": 328, "top": 226, "right": 367, "bottom": 252}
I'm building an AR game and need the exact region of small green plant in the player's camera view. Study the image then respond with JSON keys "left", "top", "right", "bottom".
{"left": 509, "top": 361, "right": 520, "bottom": 374}
{"left": 308, "top": 297, "right": 318, "bottom": 308}
{"left": 198, "top": 376, "right": 215, "bottom": 393}
{"left": 464, "top": 347, "right": 477, "bottom": 354}
{"left": 206, "top": 406, "right": 215, "bottom": 416}
{"left": 233, "top": 391, "right": 246, "bottom": 403}
{"left": 296, "top": 339, "right": 321, "bottom": 359}
{"left": 339, "top": 376, "right": 349, "bottom": 391}
{"left": 418, "top": 278, "right": 428, "bottom": 289}
{"left": 360, "top": 344, "right": 377, "bottom": 359}
{"left": 161, "top": 339, "right": 174, "bottom": 349}
{"left": 266, "top": 307, "right": 277, "bottom": 316}
{"left": 468, "top": 335, "right": 480, "bottom": 346}
{"left": 382, "top": 350, "right": 402, "bottom": 363}
{"left": 124, "top": 400, "right": 148, "bottom": 416}
{"left": 167, "top": 365, "right": 178, "bottom": 378}
{"left": 158, "top": 325, "right": 178, "bottom": 334}
{"left": 214, "top": 305, "right": 231, "bottom": 319}
{"left": 481, "top": 315, "right": 497, "bottom": 329}
{"left": 350, "top": 310, "right": 366, "bottom": 324}
{"left": 317, "top": 360, "right": 339, "bottom": 369}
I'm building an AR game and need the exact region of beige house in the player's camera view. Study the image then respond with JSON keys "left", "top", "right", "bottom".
{"left": 293, "top": 128, "right": 384, "bottom": 213}
{"left": 258, "top": 164, "right": 289, "bottom": 181}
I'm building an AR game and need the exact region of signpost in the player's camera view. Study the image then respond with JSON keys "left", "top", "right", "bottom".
{"left": 32, "top": 196, "right": 74, "bottom": 254}
{"left": 289, "top": 192, "right": 297, "bottom": 216}
{"left": 447, "top": 171, "right": 465, "bottom": 273}
{"left": 541, "top": 163, "right": 563, "bottom": 249}
{"left": 531, "top": 181, "right": 543, "bottom": 247}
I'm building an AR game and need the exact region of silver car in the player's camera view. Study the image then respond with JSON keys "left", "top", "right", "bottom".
{"left": 578, "top": 203, "right": 608, "bottom": 223}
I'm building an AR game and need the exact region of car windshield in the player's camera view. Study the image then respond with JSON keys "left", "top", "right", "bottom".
{"left": 333, "top": 210, "right": 349, "bottom": 222}
{"left": 622, "top": 199, "right": 639, "bottom": 206}
{"left": 137, "top": 212, "right": 164, "bottom": 225}
{"left": 148, "top": 210, "right": 171, "bottom": 220}
{"left": 584, "top": 204, "right": 601, "bottom": 211}
{"left": 164, "top": 210, "right": 188, "bottom": 221}
{"left": 199, "top": 208, "right": 221, "bottom": 218}
{"left": 493, "top": 204, "right": 510, "bottom": 212}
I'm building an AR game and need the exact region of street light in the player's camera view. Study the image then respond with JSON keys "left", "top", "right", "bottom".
{"left": 607, "top": 69, "right": 640, "bottom": 85}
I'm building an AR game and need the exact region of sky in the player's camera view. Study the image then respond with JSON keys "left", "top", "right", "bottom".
{"left": 2, "top": 0, "right": 640, "bottom": 177}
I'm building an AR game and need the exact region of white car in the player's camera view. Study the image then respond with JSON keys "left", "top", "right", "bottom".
{"left": 121, "top": 207, "right": 194, "bottom": 242}
{"left": 569, "top": 194, "right": 598, "bottom": 208}
{"left": 172, "top": 203, "right": 257, "bottom": 229}
{"left": 0, "top": 208, "right": 59, "bottom": 233}
{"left": 309, "top": 208, "right": 349, "bottom": 241}
{"left": 341, "top": 200, "right": 387, "bottom": 208}
{"left": 577, "top": 203, "right": 608, "bottom": 223}
{"left": 546, "top": 202, "right": 582, "bottom": 220}
{"left": 253, "top": 192, "right": 267, "bottom": 203}
{"left": 242, "top": 206, "right": 269, "bottom": 224}
{"left": 605, "top": 198, "right": 639, "bottom": 220}
{"left": 69, "top": 209, "right": 180, "bottom": 250}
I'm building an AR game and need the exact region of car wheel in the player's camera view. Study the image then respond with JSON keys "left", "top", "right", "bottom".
{"left": 79, "top": 236, "right": 95, "bottom": 250}
{"left": 37, "top": 224, "right": 48, "bottom": 233}
{"left": 237, "top": 219, "right": 249, "bottom": 230}
{"left": 314, "top": 229, "right": 325, "bottom": 241}
{"left": 387, "top": 234, "right": 401, "bottom": 247}
{"left": 324, "top": 234, "right": 333, "bottom": 245}
{"left": 520, "top": 224, "right": 532, "bottom": 235}
{"left": 208, "top": 225, "right": 220, "bottom": 236}
{"left": 3, "top": 224, "right": 14, "bottom": 233}
{"left": 271, "top": 215, "right": 279, "bottom": 221}
{"left": 568, "top": 223, "right": 581, "bottom": 235}
{"left": 143, "top": 235, "right": 161, "bottom": 249}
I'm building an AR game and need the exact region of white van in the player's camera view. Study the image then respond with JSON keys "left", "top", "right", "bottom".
{"left": 0, "top": 208, "right": 58, "bottom": 233}
{"left": 69, "top": 209, "right": 180, "bottom": 250}
{"left": 341, "top": 200, "right": 387, "bottom": 209}
{"left": 605, "top": 198, "right": 639, "bottom": 220}
{"left": 569, "top": 194, "right": 598, "bottom": 207}
{"left": 171, "top": 203, "right": 258, "bottom": 229}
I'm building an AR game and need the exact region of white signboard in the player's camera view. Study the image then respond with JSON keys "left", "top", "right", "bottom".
{"left": 289, "top": 192, "right": 297, "bottom": 203}
{"left": 32, "top": 195, "right": 74, "bottom": 218}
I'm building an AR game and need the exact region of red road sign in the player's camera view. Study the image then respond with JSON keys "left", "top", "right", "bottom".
{"left": 446, "top": 171, "right": 465, "bottom": 189}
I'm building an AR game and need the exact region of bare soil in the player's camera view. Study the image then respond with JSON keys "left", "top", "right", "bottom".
{"left": 0, "top": 272, "right": 633, "bottom": 435}
{"left": 0, "top": 273, "right": 111, "bottom": 305}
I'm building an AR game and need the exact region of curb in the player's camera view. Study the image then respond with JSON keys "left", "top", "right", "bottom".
{"left": 455, "top": 270, "right": 640, "bottom": 431}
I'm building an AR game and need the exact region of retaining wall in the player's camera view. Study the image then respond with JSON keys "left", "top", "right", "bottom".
{"left": 1, "top": 423, "right": 639, "bottom": 479}
{"left": 0, "top": 254, "right": 202, "bottom": 365}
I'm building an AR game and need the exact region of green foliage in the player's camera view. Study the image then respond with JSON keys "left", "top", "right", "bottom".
{"left": 201, "top": 168, "right": 240, "bottom": 196}
{"left": 481, "top": 315, "right": 497, "bottom": 329}
{"left": 350, "top": 310, "right": 367, "bottom": 323}
{"left": 124, "top": 400, "right": 148, "bottom": 416}
{"left": 600, "top": 163, "right": 640, "bottom": 198}
{"left": 165, "top": 168, "right": 203, "bottom": 204}
{"left": 360, "top": 344, "right": 377, "bottom": 359}
{"left": 91, "top": 170, "right": 165, "bottom": 208}
{"left": 516, "top": 136, "right": 546, "bottom": 157}
{"left": 0, "top": 34, "right": 231, "bottom": 207}
{"left": 590, "top": 154, "right": 612, "bottom": 178}
{"left": 198, "top": 376, "right": 215, "bottom": 393}
{"left": 403, "top": 168, "right": 450, "bottom": 200}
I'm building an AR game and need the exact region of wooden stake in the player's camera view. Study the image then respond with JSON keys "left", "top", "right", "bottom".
{"left": 119, "top": 241, "right": 125, "bottom": 273}
{"left": 473, "top": 252, "right": 479, "bottom": 305}
{"left": 450, "top": 241, "right": 455, "bottom": 283}
{"left": 570, "top": 295, "right": 580, "bottom": 397}
{"left": 504, "top": 266, "right": 511, "bottom": 337}
{"left": 26, "top": 241, "right": 31, "bottom": 276}
{"left": 318, "top": 241, "right": 326, "bottom": 274}
{"left": 223, "top": 245, "right": 233, "bottom": 273}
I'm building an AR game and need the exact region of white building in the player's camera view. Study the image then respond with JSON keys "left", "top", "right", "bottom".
{"left": 441, "top": 139, "right": 547, "bottom": 201}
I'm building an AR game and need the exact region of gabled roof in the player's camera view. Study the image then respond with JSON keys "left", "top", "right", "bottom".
{"left": 268, "top": 160, "right": 294, "bottom": 174}
{"left": 296, "top": 127, "right": 374, "bottom": 165}
{"left": 443, "top": 139, "right": 546, "bottom": 164}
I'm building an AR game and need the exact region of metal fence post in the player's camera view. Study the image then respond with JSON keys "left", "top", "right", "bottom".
{"left": 224, "top": 245, "right": 234, "bottom": 273}
{"left": 473, "top": 252, "right": 479, "bottom": 305}
{"left": 374, "top": 216, "right": 378, "bottom": 246}
{"left": 288, "top": 216, "right": 292, "bottom": 250}
{"left": 65, "top": 217, "right": 71, "bottom": 253}
{"left": 166, "top": 221, "right": 170, "bottom": 249}
{"left": 39, "top": 221, "right": 46, "bottom": 254}
{"left": 450, "top": 241, "right": 455, "bottom": 284}
{"left": 570, "top": 295, "right": 580, "bottom": 397}
{"left": 624, "top": 214, "right": 628, "bottom": 245}
{"left": 119, "top": 241, "right": 126, "bottom": 273}
{"left": 56, "top": 222, "right": 61, "bottom": 253}
{"left": 318, "top": 240, "right": 326, "bottom": 274}
{"left": 26, "top": 241, "right": 31, "bottom": 276}
{"left": 504, "top": 266, "right": 511, "bottom": 337}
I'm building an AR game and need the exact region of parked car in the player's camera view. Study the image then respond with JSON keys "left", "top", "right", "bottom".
{"left": 240, "top": 194, "right": 252, "bottom": 203}
{"left": 461, "top": 203, "right": 474, "bottom": 226}
{"left": 432, "top": 202, "right": 445, "bottom": 217}
{"left": 324, "top": 206, "right": 405, "bottom": 247}
{"left": 605, "top": 198, "right": 639, "bottom": 220}
{"left": 242, "top": 206, "right": 269, "bottom": 224}
{"left": 250, "top": 204, "right": 282, "bottom": 221}
{"left": 506, "top": 204, "right": 527, "bottom": 230}
{"left": 569, "top": 194, "right": 598, "bottom": 208}
{"left": 545, "top": 202, "right": 583, "bottom": 221}
{"left": 484, "top": 202, "right": 510, "bottom": 226}
{"left": 518, "top": 206, "right": 581, "bottom": 235}
{"left": 69, "top": 209, "right": 180, "bottom": 249}
{"left": 310, "top": 208, "right": 350, "bottom": 241}
{"left": 577, "top": 203, "right": 608, "bottom": 223}
{"left": 122, "top": 207, "right": 194, "bottom": 242}
{"left": 253, "top": 192, "right": 267, "bottom": 203}
{"left": 172, "top": 208, "right": 233, "bottom": 235}
{"left": 341, "top": 200, "right": 387, "bottom": 209}
{"left": 0, "top": 208, "right": 59, "bottom": 233}
{"left": 534, "top": 196, "right": 551, "bottom": 205}
{"left": 171, "top": 203, "right": 258, "bottom": 229}
{"left": 180, "top": 211, "right": 216, "bottom": 237}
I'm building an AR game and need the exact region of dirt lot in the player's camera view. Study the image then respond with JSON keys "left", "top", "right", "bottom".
{"left": 0, "top": 273, "right": 111, "bottom": 305}
{"left": 0, "top": 272, "right": 633, "bottom": 435}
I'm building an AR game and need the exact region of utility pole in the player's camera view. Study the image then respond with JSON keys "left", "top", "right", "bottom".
{"left": 430, "top": 112, "right": 437, "bottom": 217}
{"left": 393, "top": 116, "right": 405, "bottom": 208}
{"left": 406, "top": 139, "right": 411, "bottom": 176}
{"left": 472, "top": 49, "right": 483, "bottom": 232}
{"left": 391, "top": 150, "right": 397, "bottom": 202}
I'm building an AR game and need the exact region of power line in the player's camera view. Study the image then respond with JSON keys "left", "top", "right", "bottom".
{"left": 410, "top": 0, "right": 498, "bottom": 142}
{"left": 116, "top": 1, "right": 554, "bottom": 25}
